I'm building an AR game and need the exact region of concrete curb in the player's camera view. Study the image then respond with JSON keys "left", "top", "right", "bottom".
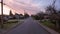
{"left": 36, "top": 20, "right": 60, "bottom": 34}
{"left": 34, "top": 20, "right": 51, "bottom": 34}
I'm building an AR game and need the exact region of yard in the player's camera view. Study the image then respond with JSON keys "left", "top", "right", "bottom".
{"left": 40, "top": 19, "right": 60, "bottom": 33}
{"left": 0, "top": 19, "right": 24, "bottom": 30}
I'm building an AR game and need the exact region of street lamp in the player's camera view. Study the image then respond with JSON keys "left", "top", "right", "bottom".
{"left": 1, "top": 0, "right": 3, "bottom": 28}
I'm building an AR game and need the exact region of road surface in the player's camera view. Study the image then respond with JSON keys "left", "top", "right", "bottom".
{"left": 6, "top": 17, "right": 50, "bottom": 34}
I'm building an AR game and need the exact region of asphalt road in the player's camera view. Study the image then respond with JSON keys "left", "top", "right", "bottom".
{"left": 6, "top": 17, "right": 50, "bottom": 34}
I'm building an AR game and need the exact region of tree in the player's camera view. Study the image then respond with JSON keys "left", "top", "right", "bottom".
{"left": 46, "top": 0, "right": 60, "bottom": 29}
{"left": 19, "top": 14, "right": 24, "bottom": 19}
{"left": 46, "top": 0, "right": 57, "bottom": 14}
{"left": 9, "top": 10, "right": 13, "bottom": 16}
{"left": 37, "top": 12, "right": 44, "bottom": 20}
{"left": 24, "top": 12, "right": 29, "bottom": 18}
{"left": 31, "top": 12, "right": 45, "bottom": 20}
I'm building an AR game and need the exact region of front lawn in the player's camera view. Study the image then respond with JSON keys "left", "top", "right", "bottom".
{"left": 0, "top": 19, "right": 24, "bottom": 30}
{"left": 41, "top": 20, "right": 60, "bottom": 33}
{"left": 41, "top": 20, "right": 55, "bottom": 29}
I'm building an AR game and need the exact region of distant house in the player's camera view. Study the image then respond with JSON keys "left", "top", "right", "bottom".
{"left": 14, "top": 13, "right": 20, "bottom": 19}
{"left": 19, "top": 14, "right": 24, "bottom": 19}
{"left": 43, "top": 14, "right": 50, "bottom": 19}
{"left": 5, "top": 10, "right": 24, "bottom": 19}
{"left": 0, "top": 15, "right": 9, "bottom": 24}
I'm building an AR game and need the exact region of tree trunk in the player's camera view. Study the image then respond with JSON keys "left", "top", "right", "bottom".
{"left": 56, "top": 21, "right": 59, "bottom": 29}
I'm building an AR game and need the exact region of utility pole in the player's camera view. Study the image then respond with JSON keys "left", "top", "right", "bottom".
{"left": 1, "top": 0, "right": 3, "bottom": 28}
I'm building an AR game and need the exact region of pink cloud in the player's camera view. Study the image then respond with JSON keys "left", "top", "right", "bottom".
{"left": 2, "top": 0, "right": 44, "bottom": 15}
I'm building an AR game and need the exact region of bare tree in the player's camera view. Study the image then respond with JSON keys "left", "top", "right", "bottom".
{"left": 46, "top": 0, "right": 57, "bottom": 14}
{"left": 46, "top": 0, "right": 60, "bottom": 29}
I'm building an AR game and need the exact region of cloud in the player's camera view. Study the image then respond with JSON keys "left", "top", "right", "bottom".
{"left": 0, "top": 0, "right": 60, "bottom": 15}
{"left": 3, "top": 0, "right": 42, "bottom": 15}
{"left": 0, "top": 3, "right": 10, "bottom": 15}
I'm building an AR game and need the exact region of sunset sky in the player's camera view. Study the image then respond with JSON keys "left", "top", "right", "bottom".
{"left": 0, "top": 0, "right": 60, "bottom": 15}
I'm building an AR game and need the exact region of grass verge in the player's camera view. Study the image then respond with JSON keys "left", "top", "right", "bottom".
{"left": 0, "top": 19, "right": 23, "bottom": 30}
{"left": 41, "top": 20, "right": 60, "bottom": 33}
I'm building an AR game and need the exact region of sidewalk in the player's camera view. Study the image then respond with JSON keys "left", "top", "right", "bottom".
{"left": 0, "top": 20, "right": 24, "bottom": 34}
{"left": 35, "top": 20, "right": 60, "bottom": 34}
